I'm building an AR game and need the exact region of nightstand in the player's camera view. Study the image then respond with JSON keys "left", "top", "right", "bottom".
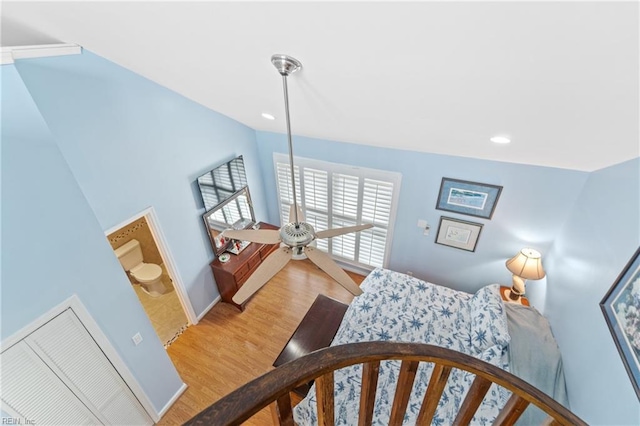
{"left": 499, "top": 286, "right": 530, "bottom": 306}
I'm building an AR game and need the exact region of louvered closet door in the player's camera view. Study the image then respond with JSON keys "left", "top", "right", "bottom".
{"left": 0, "top": 340, "right": 101, "bottom": 425}
{"left": 26, "top": 309, "right": 153, "bottom": 426}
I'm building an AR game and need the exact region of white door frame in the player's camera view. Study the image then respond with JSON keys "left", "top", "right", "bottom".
{"left": 104, "top": 207, "right": 198, "bottom": 325}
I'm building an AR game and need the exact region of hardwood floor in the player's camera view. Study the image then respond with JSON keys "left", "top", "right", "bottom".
{"left": 158, "top": 259, "right": 365, "bottom": 425}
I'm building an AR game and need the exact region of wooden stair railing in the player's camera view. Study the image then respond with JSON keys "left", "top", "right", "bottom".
{"left": 185, "top": 342, "right": 587, "bottom": 426}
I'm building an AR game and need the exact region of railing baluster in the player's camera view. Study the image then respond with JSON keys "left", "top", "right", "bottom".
{"left": 358, "top": 360, "right": 380, "bottom": 426}
{"left": 493, "top": 393, "right": 530, "bottom": 426}
{"left": 416, "top": 363, "right": 451, "bottom": 424}
{"left": 389, "top": 360, "right": 420, "bottom": 426}
{"left": 452, "top": 375, "right": 492, "bottom": 426}
{"left": 273, "top": 392, "right": 294, "bottom": 426}
{"left": 316, "top": 371, "right": 335, "bottom": 426}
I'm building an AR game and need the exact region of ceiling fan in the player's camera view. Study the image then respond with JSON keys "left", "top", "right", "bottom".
{"left": 223, "top": 54, "right": 372, "bottom": 305}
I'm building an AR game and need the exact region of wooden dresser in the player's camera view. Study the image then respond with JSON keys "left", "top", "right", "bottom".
{"left": 210, "top": 222, "right": 279, "bottom": 311}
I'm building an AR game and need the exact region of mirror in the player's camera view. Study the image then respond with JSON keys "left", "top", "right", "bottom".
{"left": 202, "top": 186, "right": 256, "bottom": 257}
{"left": 197, "top": 156, "right": 248, "bottom": 211}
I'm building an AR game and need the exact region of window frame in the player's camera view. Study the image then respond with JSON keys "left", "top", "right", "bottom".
{"left": 273, "top": 153, "right": 401, "bottom": 270}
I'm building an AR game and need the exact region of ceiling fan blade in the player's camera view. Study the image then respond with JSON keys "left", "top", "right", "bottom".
{"left": 303, "top": 246, "right": 363, "bottom": 296}
{"left": 315, "top": 224, "right": 374, "bottom": 239}
{"left": 288, "top": 204, "right": 305, "bottom": 223}
{"left": 232, "top": 246, "right": 293, "bottom": 304}
{"left": 222, "top": 229, "right": 281, "bottom": 244}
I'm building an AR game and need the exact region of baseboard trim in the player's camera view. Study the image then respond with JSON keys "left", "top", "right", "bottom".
{"left": 197, "top": 295, "right": 221, "bottom": 322}
{"left": 157, "top": 382, "right": 188, "bottom": 419}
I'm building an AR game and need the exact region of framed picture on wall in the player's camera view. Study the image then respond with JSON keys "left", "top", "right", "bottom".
{"left": 435, "top": 216, "right": 483, "bottom": 252}
{"left": 436, "top": 178, "right": 503, "bottom": 219}
{"left": 600, "top": 247, "right": 640, "bottom": 400}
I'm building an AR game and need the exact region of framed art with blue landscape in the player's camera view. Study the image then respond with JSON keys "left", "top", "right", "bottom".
{"left": 600, "top": 246, "right": 640, "bottom": 400}
{"left": 436, "top": 177, "right": 503, "bottom": 219}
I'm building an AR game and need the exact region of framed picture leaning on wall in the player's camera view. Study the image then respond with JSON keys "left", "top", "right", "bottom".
{"left": 436, "top": 177, "right": 503, "bottom": 219}
{"left": 600, "top": 246, "right": 640, "bottom": 400}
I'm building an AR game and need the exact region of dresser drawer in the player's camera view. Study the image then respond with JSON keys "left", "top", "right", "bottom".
{"left": 237, "top": 261, "right": 260, "bottom": 287}
{"left": 234, "top": 262, "right": 250, "bottom": 280}
{"left": 236, "top": 271, "right": 249, "bottom": 287}
{"left": 260, "top": 244, "right": 278, "bottom": 260}
{"left": 248, "top": 254, "right": 261, "bottom": 270}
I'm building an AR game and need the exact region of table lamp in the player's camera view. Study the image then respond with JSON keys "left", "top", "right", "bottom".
{"left": 505, "top": 248, "right": 546, "bottom": 301}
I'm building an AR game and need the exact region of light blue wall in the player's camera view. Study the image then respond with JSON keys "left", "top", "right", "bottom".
{"left": 255, "top": 131, "right": 589, "bottom": 294}
{"left": 545, "top": 158, "right": 640, "bottom": 425}
{"left": 14, "top": 51, "right": 268, "bottom": 317}
{"left": 7, "top": 46, "right": 638, "bottom": 423}
{"left": 1, "top": 64, "right": 183, "bottom": 411}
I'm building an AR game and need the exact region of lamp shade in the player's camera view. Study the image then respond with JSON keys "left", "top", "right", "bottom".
{"left": 506, "top": 248, "right": 546, "bottom": 280}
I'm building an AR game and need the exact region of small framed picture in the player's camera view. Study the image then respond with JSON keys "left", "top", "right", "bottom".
{"left": 435, "top": 216, "right": 483, "bottom": 252}
{"left": 436, "top": 178, "right": 503, "bottom": 219}
{"left": 600, "top": 247, "right": 640, "bottom": 400}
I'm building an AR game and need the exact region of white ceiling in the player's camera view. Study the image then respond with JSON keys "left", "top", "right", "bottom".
{"left": 3, "top": 1, "right": 638, "bottom": 171}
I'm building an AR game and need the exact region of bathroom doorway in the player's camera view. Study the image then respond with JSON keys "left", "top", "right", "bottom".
{"left": 106, "top": 208, "right": 195, "bottom": 348}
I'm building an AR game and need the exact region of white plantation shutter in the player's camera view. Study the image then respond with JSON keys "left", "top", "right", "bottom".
{"left": 303, "top": 168, "right": 328, "bottom": 212}
{"left": 305, "top": 211, "right": 329, "bottom": 251}
{"left": 331, "top": 216, "right": 357, "bottom": 261}
{"left": 276, "top": 162, "right": 301, "bottom": 222}
{"left": 331, "top": 173, "right": 360, "bottom": 261}
{"left": 332, "top": 174, "right": 359, "bottom": 220}
{"left": 274, "top": 154, "right": 401, "bottom": 269}
{"left": 359, "top": 178, "right": 394, "bottom": 266}
{"left": 303, "top": 168, "right": 329, "bottom": 251}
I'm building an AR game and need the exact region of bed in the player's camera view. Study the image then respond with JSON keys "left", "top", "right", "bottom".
{"left": 293, "top": 268, "right": 569, "bottom": 425}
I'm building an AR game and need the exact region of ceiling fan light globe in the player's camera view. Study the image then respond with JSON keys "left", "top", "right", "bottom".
{"left": 280, "top": 222, "right": 316, "bottom": 247}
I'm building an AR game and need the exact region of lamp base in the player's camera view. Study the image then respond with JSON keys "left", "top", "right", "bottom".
{"left": 508, "top": 286, "right": 523, "bottom": 300}
{"left": 499, "top": 286, "right": 530, "bottom": 306}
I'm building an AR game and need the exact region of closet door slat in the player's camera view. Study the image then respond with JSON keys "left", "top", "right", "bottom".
{"left": 26, "top": 309, "right": 152, "bottom": 425}
{"left": 0, "top": 340, "right": 100, "bottom": 425}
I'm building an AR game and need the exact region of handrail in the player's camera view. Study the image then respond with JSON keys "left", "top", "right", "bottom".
{"left": 185, "top": 342, "right": 586, "bottom": 426}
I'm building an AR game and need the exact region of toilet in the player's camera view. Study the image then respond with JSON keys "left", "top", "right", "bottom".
{"left": 115, "top": 239, "right": 166, "bottom": 297}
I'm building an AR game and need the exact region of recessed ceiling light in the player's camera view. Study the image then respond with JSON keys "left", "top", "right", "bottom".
{"left": 261, "top": 112, "right": 275, "bottom": 120}
{"left": 490, "top": 136, "right": 511, "bottom": 144}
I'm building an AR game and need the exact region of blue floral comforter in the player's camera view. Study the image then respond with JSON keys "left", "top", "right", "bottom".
{"left": 294, "top": 268, "right": 511, "bottom": 425}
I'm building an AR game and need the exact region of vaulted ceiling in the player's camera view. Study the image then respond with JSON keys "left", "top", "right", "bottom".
{"left": 3, "top": 1, "right": 638, "bottom": 171}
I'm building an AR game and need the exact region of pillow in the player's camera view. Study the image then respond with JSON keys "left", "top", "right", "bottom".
{"left": 469, "top": 284, "right": 510, "bottom": 353}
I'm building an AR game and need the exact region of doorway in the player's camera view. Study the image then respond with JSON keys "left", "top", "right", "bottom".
{"left": 105, "top": 208, "right": 195, "bottom": 348}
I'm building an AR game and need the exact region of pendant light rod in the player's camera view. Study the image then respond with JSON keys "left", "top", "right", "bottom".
{"left": 272, "top": 54, "right": 303, "bottom": 228}
{"left": 281, "top": 74, "right": 299, "bottom": 227}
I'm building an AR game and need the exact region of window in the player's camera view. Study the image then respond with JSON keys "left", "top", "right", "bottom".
{"left": 274, "top": 154, "right": 401, "bottom": 269}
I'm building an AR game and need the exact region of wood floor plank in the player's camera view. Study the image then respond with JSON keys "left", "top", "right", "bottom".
{"left": 158, "top": 259, "right": 364, "bottom": 425}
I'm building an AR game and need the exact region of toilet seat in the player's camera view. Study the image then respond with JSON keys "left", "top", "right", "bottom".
{"left": 130, "top": 263, "right": 162, "bottom": 282}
